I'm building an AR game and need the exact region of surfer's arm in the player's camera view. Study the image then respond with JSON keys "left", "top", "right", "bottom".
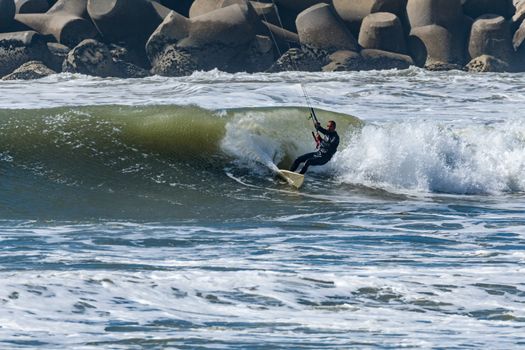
{"left": 315, "top": 123, "right": 329, "bottom": 135}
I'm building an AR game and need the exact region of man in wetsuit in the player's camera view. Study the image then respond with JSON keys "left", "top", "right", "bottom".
{"left": 290, "top": 120, "right": 339, "bottom": 175}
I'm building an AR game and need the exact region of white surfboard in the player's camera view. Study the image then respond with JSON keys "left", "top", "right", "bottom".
{"left": 277, "top": 169, "right": 305, "bottom": 189}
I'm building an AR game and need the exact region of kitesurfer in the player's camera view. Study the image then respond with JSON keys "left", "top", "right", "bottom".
{"left": 290, "top": 120, "right": 339, "bottom": 174}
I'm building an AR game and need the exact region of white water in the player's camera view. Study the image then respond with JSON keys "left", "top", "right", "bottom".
{"left": 2, "top": 68, "right": 525, "bottom": 123}
{"left": 335, "top": 119, "right": 525, "bottom": 194}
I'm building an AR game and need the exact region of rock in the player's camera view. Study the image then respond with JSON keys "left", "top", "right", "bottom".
{"left": 62, "top": 38, "right": 147, "bottom": 78}
{"left": 407, "top": 0, "right": 463, "bottom": 29}
{"left": 0, "top": 30, "right": 50, "bottom": 77}
{"left": 108, "top": 43, "right": 149, "bottom": 68}
{"left": 333, "top": 0, "right": 408, "bottom": 35}
{"left": 46, "top": 41, "right": 69, "bottom": 71}
{"left": 180, "top": 4, "right": 258, "bottom": 49}
{"left": 268, "top": 46, "right": 328, "bottom": 72}
{"left": 514, "top": 20, "right": 525, "bottom": 51}
{"left": 468, "top": 15, "right": 513, "bottom": 63}
{"left": 189, "top": 0, "right": 265, "bottom": 18}
{"left": 463, "top": 0, "right": 511, "bottom": 20}
{"left": 360, "top": 48, "right": 413, "bottom": 69}
{"left": 407, "top": 0, "right": 472, "bottom": 70}
{"left": 274, "top": 0, "right": 324, "bottom": 13}
{"left": 2, "top": 60, "right": 55, "bottom": 80}
{"left": 189, "top": 0, "right": 220, "bottom": 17}
{"left": 425, "top": 62, "right": 464, "bottom": 71}
{"left": 228, "top": 34, "right": 275, "bottom": 73}
{"left": 0, "top": 0, "right": 16, "bottom": 32}
{"left": 513, "top": 0, "right": 525, "bottom": 23}
{"left": 113, "top": 60, "right": 150, "bottom": 78}
{"left": 262, "top": 21, "right": 300, "bottom": 55}
{"left": 233, "top": 1, "right": 298, "bottom": 33}
{"left": 148, "top": 46, "right": 197, "bottom": 76}
{"left": 189, "top": 0, "right": 295, "bottom": 31}
{"left": 189, "top": 0, "right": 226, "bottom": 17}
{"left": 409, "top": 20, "right": 471, "bottom": 68}
{"left": 323, "top": 49, "right": 414, "bottom": 72}
{"left": 251, "top": 1, "right": 280, "bottom": 26}
{"left": 322, "top": 50, "right": 361, "bottom": 71}
{"left": 358, "top": 12, "right": 407, "bottom": 54}
{"left": 63, "top": 39, "right": 117, "bottom": 77}
{"left": 146, "top": 11, "right": 189, "bottom": 63}
{"left": 466, "top": 54, "right": 510, "bottom": 72}
{"left": 188, "top": 0, "right": 266, "bottom": 36}
{"left": 46, "top": 0, "right": 86, "bottom": 15}
{"left": 296, "top": 3, "right": 358, "bottom": 53}
{"left": 16, "top": 0, "right": 49, "bottom": 14}
{"left": 322, "top": 48, "right": 413, "bottom": 71}
{"left": 15, "top": 0, "right": 97, "bottom": 47}
{"left": 87, "top": 0, "right": 170, "bottom": 59}
{"left": 147, "top": 4, "right": 265, "bottom": 75}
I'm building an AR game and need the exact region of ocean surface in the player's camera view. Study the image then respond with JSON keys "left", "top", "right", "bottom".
{"left": 0, "top": 68, "right": 524, "bottom": 349}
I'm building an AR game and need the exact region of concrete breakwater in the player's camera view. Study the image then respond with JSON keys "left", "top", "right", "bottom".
{"left": 1, "top": 0, "right": 525, "bottom": 80}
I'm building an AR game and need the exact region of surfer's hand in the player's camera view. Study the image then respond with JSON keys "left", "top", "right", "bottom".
{"left": 315, "top": 122, "right": 321, "bottom": 129}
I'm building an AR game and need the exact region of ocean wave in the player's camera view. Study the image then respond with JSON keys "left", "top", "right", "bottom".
{"left": 0, "top": 105, "right": 357, "bottom": 163}
{"left": 335, "top": 119, "right": 525, "bottom": 194}
{"left": 0, "top": 105, "right": 360, "bottom": 219}
{"left": 1, "top": 104, "right": 524, "bottom": 197}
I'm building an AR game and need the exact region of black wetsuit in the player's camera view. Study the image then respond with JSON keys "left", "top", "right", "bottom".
{"left": 290, "top": 125, "right": 340, "bottom": 174}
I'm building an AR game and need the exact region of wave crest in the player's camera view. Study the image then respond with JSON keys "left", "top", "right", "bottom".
{"left": 335, "top": 120, "right": 525, "bottom": 194}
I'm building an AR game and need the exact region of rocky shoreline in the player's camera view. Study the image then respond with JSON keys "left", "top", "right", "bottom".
{"left": 1, "top": 0, "right": 525, "bottom": 80}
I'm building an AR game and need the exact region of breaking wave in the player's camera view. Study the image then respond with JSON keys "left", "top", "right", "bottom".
{"left": 335, "top": 119, "right": 525, "bottom": 194}
{"left": 0, "top": 102, "right": 523, "bottom": 221}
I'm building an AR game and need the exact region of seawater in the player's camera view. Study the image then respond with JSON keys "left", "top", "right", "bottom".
{"left": 0, "top": 68, "right": 524, "bottom": 349}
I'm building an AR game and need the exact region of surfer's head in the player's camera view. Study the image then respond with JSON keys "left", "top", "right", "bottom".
{"left": 327, "top": 120, "right": 336, "bottom": 131}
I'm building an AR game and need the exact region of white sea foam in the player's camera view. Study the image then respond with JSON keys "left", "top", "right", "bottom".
{"left": 220, "top": 108, "right": 525, "bottom": 195}
{"left": 221, "top": 111, "right": 285, "bottom": 172}
{"left": 1, "top": 68, "right": 525, "bottom": 123}
{"left": 1, "top": 264, "right": 523, "bottom": 348}
{"left": 334, "top": 119, "right": 525, "bottom": 194}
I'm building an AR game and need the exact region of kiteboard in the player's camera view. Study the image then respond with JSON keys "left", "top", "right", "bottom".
{"left": 277, "top": 169, "right": 305, "bottom": 189}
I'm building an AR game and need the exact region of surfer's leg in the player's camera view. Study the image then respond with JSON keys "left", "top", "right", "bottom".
{"left": 290, "top": 152, "right": 316, "bottom": 172}
{"left": 299, "top": 156, "right": 330, "bottom": 174}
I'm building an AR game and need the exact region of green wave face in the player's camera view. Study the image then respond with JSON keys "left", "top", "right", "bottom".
{"left": 0, "top": 105, "right": 359, "bottom": 161}
{"left": 0, "top": 105, "right": 360, "bottom": 220}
